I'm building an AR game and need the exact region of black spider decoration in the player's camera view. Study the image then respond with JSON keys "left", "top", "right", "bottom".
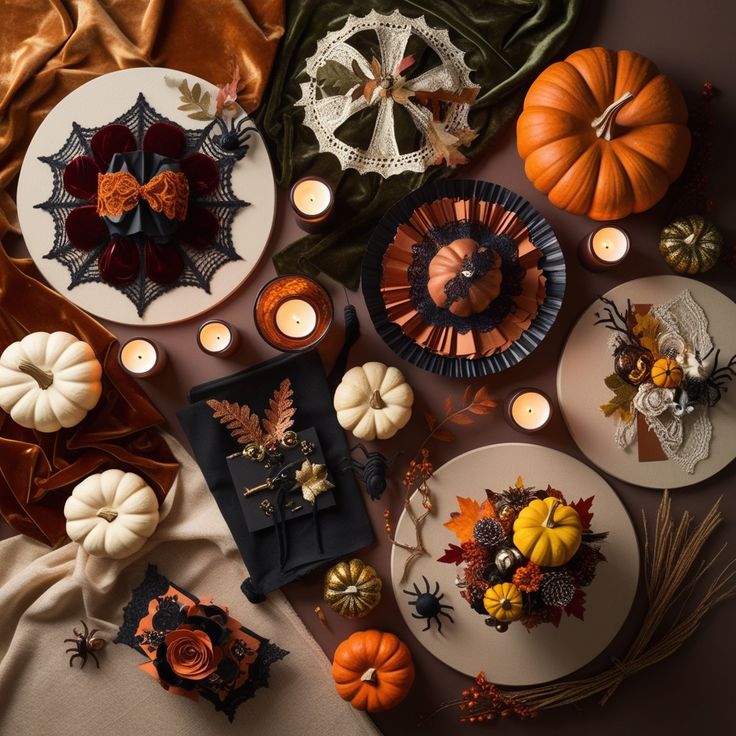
{"left": 64, "top": 620, "right": 106, "bottom": 669}
{"left": 214, "top": 116, "right": 257, "bottom": 159}
{"left": 350, "top": 444, "right": 401, "bottom": 500}
{"left": 403, "top": 576, "right": 455, "bottom": 633}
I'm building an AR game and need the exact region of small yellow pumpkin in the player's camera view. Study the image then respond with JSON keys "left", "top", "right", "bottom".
{"left": 650, "top": 356, "right": 683, "bottom": 388}
{"left": 324, "top": 558, "right": 382, "bottom": 618}
{"left": 483, "top": 582, "right": 523, "bottom": 622}
{"left": 513, "top": 498, "right": 582, "bottom": 567}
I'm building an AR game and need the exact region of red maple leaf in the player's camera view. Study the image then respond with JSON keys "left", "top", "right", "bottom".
{"left": 570, "top": 496, "right": 595, "bottom": 530}
{"left": 564, "top": 588, "right": 587, "bottom": 621}
{"left": 437, "top": 543, "right": 464, "bottom": 565}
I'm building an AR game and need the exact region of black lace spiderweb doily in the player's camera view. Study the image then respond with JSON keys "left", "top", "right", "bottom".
{"left": 35, "top": 93, "right": 248, "bottom": 317}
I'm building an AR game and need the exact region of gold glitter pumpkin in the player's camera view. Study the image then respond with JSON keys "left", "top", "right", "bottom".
{"left": 324, "top": 559, "right": 382, "bottom": 618}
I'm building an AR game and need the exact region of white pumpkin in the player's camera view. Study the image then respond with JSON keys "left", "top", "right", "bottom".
{"left": 64, "top": 469, "right": 160, "bottom": 559}
{"left": 333, "top": 362, "right": 414, "bottom": 440}
{"left": 0, "top": 331, "right": 102, "bottom": 433}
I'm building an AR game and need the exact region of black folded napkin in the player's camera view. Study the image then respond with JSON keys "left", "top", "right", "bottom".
{"left": 177, "top": 350, "right": 374, "bottom": 601}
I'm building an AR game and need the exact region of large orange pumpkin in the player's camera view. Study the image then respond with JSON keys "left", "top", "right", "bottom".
{"left": 517, "top": 47, "right": 690, "bottom": 221}
{"left": 332, "top": 629, "right": 415, "bottom": 712}
{"left": 427, "top": 238, "right": 502, "bottom": 317}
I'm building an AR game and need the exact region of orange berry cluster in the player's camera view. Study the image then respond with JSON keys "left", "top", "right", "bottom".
{"left": 512, "top": 562, "right": 543, "bottom": 593}
{"left": 456, "top": 674, "right": 537, "bottom": 722}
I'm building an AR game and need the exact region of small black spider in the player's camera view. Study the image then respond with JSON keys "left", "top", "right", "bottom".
{"left": 403, "top": 576, "right": 455, "bottom": 633}
{"left": 64, "top": 620, "right": 106, "bottom": 669}
{"left": 350, "top": 444, "right": 402, "bottom": 500}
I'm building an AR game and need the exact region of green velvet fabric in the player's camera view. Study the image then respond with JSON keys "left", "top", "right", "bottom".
{"left": 256, "top": 0, "right": 582, "bottom": 290}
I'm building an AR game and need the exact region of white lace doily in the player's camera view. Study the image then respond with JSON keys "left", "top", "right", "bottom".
{"left": 627, "top": 290, "right": 713, "bottom": 473}
{"left": 296, "top": 9, "right": 479, "bottom": 177}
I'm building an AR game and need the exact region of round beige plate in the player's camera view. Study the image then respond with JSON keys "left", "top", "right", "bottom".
{"left": 16, "top": 67, "right": 275, "bottom": 326}
{"left": 390, "top": 443, "right": 639, "bottom": 686}
{"left": 557, "top": 276, "right": 736, "bottom": 488}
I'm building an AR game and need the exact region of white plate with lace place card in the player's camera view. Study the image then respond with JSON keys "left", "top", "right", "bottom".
{"left": 557, "top": 275, "right": 736, "bottom": 489}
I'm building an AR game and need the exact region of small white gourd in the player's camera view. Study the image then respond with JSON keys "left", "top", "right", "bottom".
{"left": 64, "top": 469, "right": 160, "bottom": 559}
{"left": 333, "top": 362, "right": 413, "bottom": 441}
{"left": 0, "top": 331, "right": 102, "bottom": 432}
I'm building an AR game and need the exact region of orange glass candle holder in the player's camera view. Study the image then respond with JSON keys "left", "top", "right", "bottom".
{"left": 254, "top": 275, "right": 333, "bottom": 351}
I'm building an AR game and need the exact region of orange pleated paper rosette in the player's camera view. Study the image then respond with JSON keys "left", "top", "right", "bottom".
{"left": 362, "top": 180, "right": 565, "bottom": 377}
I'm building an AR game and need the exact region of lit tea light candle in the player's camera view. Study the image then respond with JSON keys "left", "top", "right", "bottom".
{"left": 254, "top": 275, "right": 333, "bottom": 351}
{"left": 504, "top": 388, "right": 552, "bottom": 433}
{"left": 274, "top": 298, "right": 318, "bottom": 339}
{"left": 578, "top": 225, "right": 630, "bottom": 271}
{"left": 197, "top": 319, "right": 240, "bottom": 357}
{"left": 290, "top": 176, "right": 334, "bottom": 234}
{"left": 118, "top": 337, "right": 166, "bottom": 378}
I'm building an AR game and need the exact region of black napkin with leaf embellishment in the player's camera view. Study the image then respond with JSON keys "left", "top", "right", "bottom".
{"left": 177, "top": 350, "right": 374, "bottom": 601}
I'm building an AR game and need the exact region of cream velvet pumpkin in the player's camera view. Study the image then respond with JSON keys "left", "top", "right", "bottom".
{"left": 0, "top": 331, "right": 102, "bottom": 433}
{"left": 334, "top": 362, "right": 414, "bottom": 441}
{"left": 64, "top": 469, "right": 160, "bottom": 559}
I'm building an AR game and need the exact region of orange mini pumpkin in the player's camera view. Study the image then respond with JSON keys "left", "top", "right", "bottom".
{"left": 427, "top": 238, "right": 502, "bottom": 317}
{"left": 332, "top": 629, "right": 415, "bottom": 712}
{"left": 517, "top": 47, "right": 690, "bottom": 221}
{"left": 650, "top": 357, "right": 683, "bottom": 388}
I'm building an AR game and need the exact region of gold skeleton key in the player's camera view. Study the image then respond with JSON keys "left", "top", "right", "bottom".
{"left": 243, "top": 478, "right": 274, "bottom": 497}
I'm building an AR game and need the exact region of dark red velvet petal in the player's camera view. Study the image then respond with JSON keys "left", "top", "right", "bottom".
{"left": 65, "top": 206, "right": 108, "bottom": 250}
{"left": 179, "top": 153, "right": 219, "bottom": 195}
{"left": 90, "top": 124, "right": 136, "bottom": 168}
{"left": 145, "top": 242, "right": 184, "bottom": 284}
{"left": 178, "top": 205, "right": 219, "bottom": 249}
{"left": 142, "top": 122, "right": 186, "bottom": 159}
{"left": 63, "top": 156, "right": 101, "bottom": 200}
{"left": 98, "top": 238, "right": 140, "bottom": 285}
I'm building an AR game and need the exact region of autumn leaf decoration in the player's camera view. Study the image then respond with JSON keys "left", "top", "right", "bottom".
{"left": 423, "top": 385, "right": 497, "bottom": 444}
{"left": 600, "top": 373, "right": 637, "bottom": 421}
{"left": 385, "top": 384, "right": 497, "bottom": 582}
{"left": 314, "top": 52, "right": 479, "bottom": 167}
{"left": 170, "top": 78, "right": 214, "bottom": 122}
{"left": 444, "top": 496, "right": 497, "bottom": 544}
{"left": 207, "top": 379, "right": 296, "bottom": 446}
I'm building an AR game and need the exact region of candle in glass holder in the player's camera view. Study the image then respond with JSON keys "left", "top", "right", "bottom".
{"left": 290, "top": 176, "right": 334, "bottom": 234}
{"left": 504, "top": 388, "right": 552, "bottom": 433}
{"left": 274, "top": 298, "right": 318, "bottom": 339}
{"left": 578, "top": 225, "right": 630, "bottom": 271}
{"left": 255, "top": 275, "right": 333, "bottom": 351}
{"left": 118, "top": 337, "right": 166, "bottom": 378}
{"left": 197, "top": 319, "right": 240, "bottom": 357}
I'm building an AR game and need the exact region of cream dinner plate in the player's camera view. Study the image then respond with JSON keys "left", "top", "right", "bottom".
{"left": 16, "top": 67, "right": 275, "bottom": 326}
{"left": 390, "top": 443, "right": 639, "bottom": 686}
{"left": 557, "top": 276, "right": 736, "bottom": 489}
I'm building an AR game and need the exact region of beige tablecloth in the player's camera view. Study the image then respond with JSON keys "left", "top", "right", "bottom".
{"left": 0, "top": 433, "right": 380, "bottom": 736}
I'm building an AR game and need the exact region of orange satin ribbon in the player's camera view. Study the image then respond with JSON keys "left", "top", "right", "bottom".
{"left": 97, "top": 170, "right": 189, "bottom": 220}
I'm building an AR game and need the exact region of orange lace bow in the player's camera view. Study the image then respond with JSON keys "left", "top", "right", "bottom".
{"left": 97, "top": 170, "right": 189, "bottom": 220}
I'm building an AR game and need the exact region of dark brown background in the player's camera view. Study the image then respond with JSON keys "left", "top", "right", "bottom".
{"left": 3, "top": 0, "right": 735, "bottom": 732}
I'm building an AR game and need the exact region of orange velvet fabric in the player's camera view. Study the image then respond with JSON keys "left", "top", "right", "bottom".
{"left": 0, "top": 0, "right": 285, "bottom": 238}
{"left": 0, "top": 247, "right": 181, "bottom": 545}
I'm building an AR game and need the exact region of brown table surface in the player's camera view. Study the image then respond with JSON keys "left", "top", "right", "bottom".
{"left": 3, "top": 0, "right": 735, "bottom": 732}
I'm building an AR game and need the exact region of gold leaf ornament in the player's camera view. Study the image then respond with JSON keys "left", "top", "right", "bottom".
{"left": 296, "top": 460, "right": 334, "bottom": 504}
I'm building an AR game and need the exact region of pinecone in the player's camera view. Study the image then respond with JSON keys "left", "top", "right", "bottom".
{"left": 539, "top": 571, "right": 576, "bottom": 607}
{"left": 567, "top": 544, "right": 599, "bottom": 587}
{"left": 501, "top": 486, "right": 534, "bottom": 511}
{"left": 473, "top": 518, "right": 506, "bottom": 548}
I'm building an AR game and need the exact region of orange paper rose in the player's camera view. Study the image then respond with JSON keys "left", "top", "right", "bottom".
{"left": 165, "top": 627, "right": 223, "bottom": 680}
